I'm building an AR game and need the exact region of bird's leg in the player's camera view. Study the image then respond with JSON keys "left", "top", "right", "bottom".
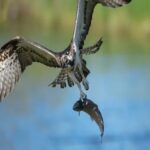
{"left": 73, "top": 43, "right": 89, "bottom": 90}
{"left": 69, "top": 72, "right": 86, "bottom": 101}
{"left": 76, "top": 82, "right": 87, "bottom": 101}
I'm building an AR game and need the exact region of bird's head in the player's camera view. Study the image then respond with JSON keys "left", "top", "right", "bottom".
{"left": 61, "top": 54, "right": 74, "bottom": 68}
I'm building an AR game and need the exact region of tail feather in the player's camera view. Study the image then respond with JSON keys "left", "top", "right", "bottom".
{"left": 49, "top": 59, "right": 90, "bottom": 89}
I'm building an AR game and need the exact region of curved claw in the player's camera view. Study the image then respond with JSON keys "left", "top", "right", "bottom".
{"left": 80, "top": 92, "right": 87, "bottom": 101}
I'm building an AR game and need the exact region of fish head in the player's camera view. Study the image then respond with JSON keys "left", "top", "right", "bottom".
{"left": 73, "top": 99, "right": 84, "bottom": 111}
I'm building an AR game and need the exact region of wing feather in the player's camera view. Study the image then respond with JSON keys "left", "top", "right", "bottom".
{"left": 50, "top": 69, "right": 72, "bottom": 88}
{"left": 73, "top": 0, "right": 131, "bottom": 50}
{"left": 50, "top": 59, "right": 90, "bottom": 89}
{"left": 98, "top": 0, "right": 131, "bottom": 7}
{"left": 0, "top": 52, "right": 21, "bottom": 101}
{"left": 0, "top": 36, "right": 61, "bottom": 101}
{"left": 14, "top": 37, "right": 61, "bottom": 71}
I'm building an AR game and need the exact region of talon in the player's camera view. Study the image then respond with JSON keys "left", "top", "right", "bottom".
{"left": 80, "top": 92, "right": 87, "bottom": 101}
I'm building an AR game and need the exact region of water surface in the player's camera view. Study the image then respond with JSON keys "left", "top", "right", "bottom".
{"left": 0, "top": 38, "right": 150, "bottom": 150}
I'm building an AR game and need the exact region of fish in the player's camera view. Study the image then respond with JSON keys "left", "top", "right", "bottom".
{"left": 73, "top": 98, "right": 104, "bottom": 139}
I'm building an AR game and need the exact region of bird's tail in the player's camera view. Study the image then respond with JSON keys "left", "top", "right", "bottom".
{"left": 49, "top": 59, "right": 90, "bottom": 89}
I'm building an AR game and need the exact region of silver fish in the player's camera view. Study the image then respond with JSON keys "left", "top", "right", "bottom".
{"left": 73, "top": 98, "right": 104, "bottom": 138}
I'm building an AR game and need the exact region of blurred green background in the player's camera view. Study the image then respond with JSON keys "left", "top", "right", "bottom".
{"left": 0, "top": 0, "right": 149, "bottom": 53}
{"left": 0, "top": 1, "right": 150, "bottom": 150}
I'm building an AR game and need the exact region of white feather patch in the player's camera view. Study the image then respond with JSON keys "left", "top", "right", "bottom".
{"left": 0, "top": 53, "right": 21, "bottom": 101}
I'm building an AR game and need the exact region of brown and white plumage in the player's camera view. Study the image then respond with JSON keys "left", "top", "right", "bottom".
{"left": 0, "top": 36, "right": 102, "bottom": 101}
{"left": 50, "top": 38, "right": 103, "bottom": 89}
{"left": 0, "top": 36, "right": 61, "bottom": 100}
{"left": 0, "top": 51, "right": 21, "bottom": 100}
{"left": 0, "top": 0, "right": 132, "bottom": 101}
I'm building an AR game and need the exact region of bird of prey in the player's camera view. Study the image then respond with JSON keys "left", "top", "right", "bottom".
{"left": 0, "top": 36, "right": 102, "bottom": 101}
{"left": 0, "top": 0, "right": 132, "bottom": 101}
{"left": 72, "top": 0, "right": 132, "bottom": 95}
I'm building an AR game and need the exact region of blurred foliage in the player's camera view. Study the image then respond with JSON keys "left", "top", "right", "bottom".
{"left": 0, "top": 0, "right": 149, "bottom": 53}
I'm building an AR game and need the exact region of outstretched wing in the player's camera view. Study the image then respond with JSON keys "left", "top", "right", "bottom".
{"left": 73, "top": 0, "right": 131, "bottom": 49}
{"left": 0, "top": 36, "right": 61, "bottom": 101}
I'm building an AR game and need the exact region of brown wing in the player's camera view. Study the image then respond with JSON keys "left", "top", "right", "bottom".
{"left": 98, "top": 0, "right": 131, "bottom": 7}
{"left": 0, "top": 36, "right": 61, "bottom": 101}
{"left": 73, "top": 0, "right": 131, "bottom": 50}
{"left": 10, "top": 37, "right": 61, "bottom": 71}
{"left": 72, "top": 0, "right": 96, "bottom": 49}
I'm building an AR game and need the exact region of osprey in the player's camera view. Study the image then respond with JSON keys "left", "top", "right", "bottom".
{"left": 72, "top": 0, "right": 132, "bottom": 94}
{"left": 0, "top": 36, "right": 102, "bottom": 101}
{"left": 0, "top": 0, "right": 132, "bottom": 101}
